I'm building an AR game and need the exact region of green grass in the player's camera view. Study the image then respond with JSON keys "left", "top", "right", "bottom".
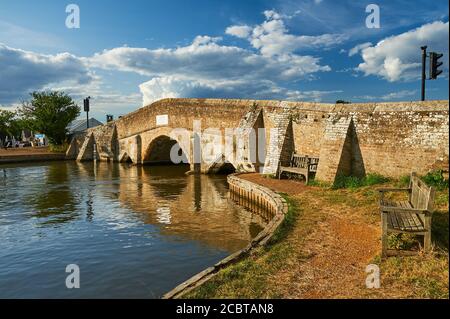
{"left": 332, "top": 173, "right": 390, "bottom": 189}
{"left": 266, "top": 194, "right": 299, "bottom": 245}
{"left": 49, "top": 143, "right": 69, "bottom": 153}
{"left": 387, "top": 233, "right": 420, "bottom": 250}
{"left": 381, "top": 254, "right": 449, "bottom": 299}
{"left": 307, "top": 179, "right": 332, "bottom": 188}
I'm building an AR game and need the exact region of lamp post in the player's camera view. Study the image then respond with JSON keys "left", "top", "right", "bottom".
{"left": 421, "top": 46, "right": 427, "bottom": 101}
{"left": 83, "top": 96, "right": 91, "bottom": 129}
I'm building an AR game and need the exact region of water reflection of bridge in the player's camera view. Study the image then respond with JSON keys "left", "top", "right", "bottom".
{"left": 76, "top": 162, "right": 267, "bottom": 253}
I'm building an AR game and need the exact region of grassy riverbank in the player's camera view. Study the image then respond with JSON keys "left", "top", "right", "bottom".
{"left": 0, "top": 146, "right": 66, "bottom": 164}
{"left": 185, "top": 173, "right": 449, "bottom": 299}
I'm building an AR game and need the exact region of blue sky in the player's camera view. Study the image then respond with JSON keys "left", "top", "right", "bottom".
{"left": 0, "top": 0, "right": 448, "bottom": 120}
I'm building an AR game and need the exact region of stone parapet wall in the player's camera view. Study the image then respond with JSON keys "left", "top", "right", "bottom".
{"left": 80, "top": 98, "right": 449, "bottom": 182}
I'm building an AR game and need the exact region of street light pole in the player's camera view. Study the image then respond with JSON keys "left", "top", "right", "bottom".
{"left": 84, "top": 96, "right": 91, "bottom": 129}
{"left": 421, "top": 46, "right": 427, "bottom": 101}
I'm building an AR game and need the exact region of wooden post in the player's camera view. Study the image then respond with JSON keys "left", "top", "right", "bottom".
{"left": 381, "top": 211, "right": 388, "bottom": 258}
{"left": 424, "top": 214, "right": 432, "bottom": 252}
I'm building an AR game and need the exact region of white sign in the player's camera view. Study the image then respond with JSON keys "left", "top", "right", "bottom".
{"left": 156, "top": 114, "right": 169, "bottom": 126}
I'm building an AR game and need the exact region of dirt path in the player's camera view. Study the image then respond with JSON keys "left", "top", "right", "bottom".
{"left": 240, "top": 173, "right": 381, "bottom": 298}
{"left": 240, "top": 173, "right": 309, "bottom": 195}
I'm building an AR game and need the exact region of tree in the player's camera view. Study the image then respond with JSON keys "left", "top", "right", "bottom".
{"left": 20, "top": 91, "right": 80, "bottom": 145}
{"left": 0, "top": 109, "right": 24, "bottom": 139}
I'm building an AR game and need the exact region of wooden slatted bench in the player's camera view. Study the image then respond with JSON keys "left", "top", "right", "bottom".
{"left": 379, "top": 172, "right": 435, "bottom": 257}
{"left": 278, "top": 153, "right": 319, "bottom": 184}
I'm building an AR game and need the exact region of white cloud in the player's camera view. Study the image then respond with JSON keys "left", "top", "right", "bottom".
{"left": 139, "top": 76, "right": 340, "bottom": 104}
{"left": 356, "top": 21, "right": 449, "bottom": 82}
{"left": 354, "top": 89, "right": 417, "bottom": 101}
{"left": 88, "top": 33, "right": 331, "bottom": 80}
{"left": 227, "top": 10, "right": 347, "bottom": 57}
{"left": 348, "top": 42, "right": 372, "bottom": 57}
{"left": 225, "top": 25, "right": 252, "bottom": 39}
{"left": 88, "top": 32, "right": 332, "bottom": 105}
{"left": 45, "top": 81, "right": 142, "bottom": 116}
{"left": 1, "top": 10, "right": 343, "bottom": 109}
{"left": 0, "top": 43, "right": 94, "bottom": 104}
{"left": 89, "top": 9, "right": 347, "bottom": 105}
{"left": 380, "top": 90, "right": 417, "bottom": 100}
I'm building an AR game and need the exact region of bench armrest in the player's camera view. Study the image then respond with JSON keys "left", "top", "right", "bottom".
{"left": 380, "top": 207, "right": 431, "bottom": 214}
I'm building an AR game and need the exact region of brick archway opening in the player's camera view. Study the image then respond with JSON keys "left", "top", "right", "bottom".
{"left": 143, "top": 135, "right": 189, "bottom": 167}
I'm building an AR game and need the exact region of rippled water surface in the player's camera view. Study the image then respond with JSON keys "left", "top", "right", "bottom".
{"left": 0, "top": 161, "right": 265, "bottom": 298}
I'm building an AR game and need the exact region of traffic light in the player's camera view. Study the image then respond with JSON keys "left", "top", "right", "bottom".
{"left": 83, "top": 98, "right": 90, "bottom": 112}
{"left": 429, "top": 52, "right": 444, "bottom": 79}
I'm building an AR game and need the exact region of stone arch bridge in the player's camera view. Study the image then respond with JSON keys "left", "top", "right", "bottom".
{"left": 67, "top": 98, "right": 449, "bottom": 183}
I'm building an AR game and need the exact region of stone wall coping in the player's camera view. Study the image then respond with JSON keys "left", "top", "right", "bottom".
{"left": 102, "top": 98, "right": 449, "bottom": 129}
{"left": 147, "top": 98, "right": 448, "bottom": 113}
{"left": 162, "top": 173, "right": 289, "bottom": 299}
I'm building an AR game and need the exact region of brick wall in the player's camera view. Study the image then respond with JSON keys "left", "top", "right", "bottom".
{"left": 85, "top": 98, "right": 448, "bottom": 182}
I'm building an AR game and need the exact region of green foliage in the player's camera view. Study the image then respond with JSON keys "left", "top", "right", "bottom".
{"left": 267, "top": 195, "right": 299, "bottom": 245}
{"left": 422, "top": 170, "right": 449, "bottom": 191}
{"left": 49, "top": 143, "right": 69, "bottom": 153}
{"left": 398, "top": 174, "right": 411, "bottom": 187}
{"left": 333, "top": 175, "right": 361, "bottom": 189}
{"left": 364, "top": 173, "right": 390, "bottom": 186}
{"left": 19, "top": 91, "right": 80, "bottom": 145}
{"left": 333, "top": 173, "right": 390, "bottom": 189}
{"left": 0, "top": 109, "right": 26, "bottom": 138}
{"left": 388, "top": 233, "right": 419, "bottom": 250}
{"left": 307, "top": 179, "right": 332, "bottom": 187}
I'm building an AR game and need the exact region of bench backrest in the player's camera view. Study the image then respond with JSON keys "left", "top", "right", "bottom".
{"left": 309, "top": 157, "right": 319, "bottom": 172}
{"left": 290, "top": 154, "right": 320, "bottom": 171}
{"left": 291, "top": 154, "right": 309, "bottom": 168}
{"left": 409, "top": 172, "right": 435, "bottom": 212}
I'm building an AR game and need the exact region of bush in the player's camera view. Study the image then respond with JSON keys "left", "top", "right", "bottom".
{"left": 388, "top": 233, "right": 419, "bottom": 250}
{"left": 333, "top": 173, "right": 390, "bottom": 189}
{"left": 49, "top": 143, "right": 69, "bottom": 153}
{"left": 422, "top": 170, "right": 449, "bottom": 191}
{"left": 334, "top": 175, "right": 362, "bottom": 189}
{"left": 364, "top": 173, "right": 390, "bottom": 186}
{"left": 398, "top": 174, "right": 411, "bottom": 187}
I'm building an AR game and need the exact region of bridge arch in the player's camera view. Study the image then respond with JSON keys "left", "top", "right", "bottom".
{"left": 205, "top": 154, "right": 237, "bottom": 174}
{"left": 143, "top": 134, "right": 190, "bottom": 166}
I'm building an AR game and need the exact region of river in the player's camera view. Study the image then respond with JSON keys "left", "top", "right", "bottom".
{"left": 0, "top": 161, "right": 266, "bottom": 298}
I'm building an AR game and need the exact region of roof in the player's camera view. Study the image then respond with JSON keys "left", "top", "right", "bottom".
{"left": 68, "top": 118, "right": 103, "bottom": 134}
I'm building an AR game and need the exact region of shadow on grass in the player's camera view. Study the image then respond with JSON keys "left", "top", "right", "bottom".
{"left": 432, "top": 210, "right": 449, "bottom": 251}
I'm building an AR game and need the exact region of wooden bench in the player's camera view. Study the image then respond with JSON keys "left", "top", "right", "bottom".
{"left": 278, "top": 153, "right": 319, "bottom": 184}
{"left": 379, "top": 172, "right": 435, "bottom": 257}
